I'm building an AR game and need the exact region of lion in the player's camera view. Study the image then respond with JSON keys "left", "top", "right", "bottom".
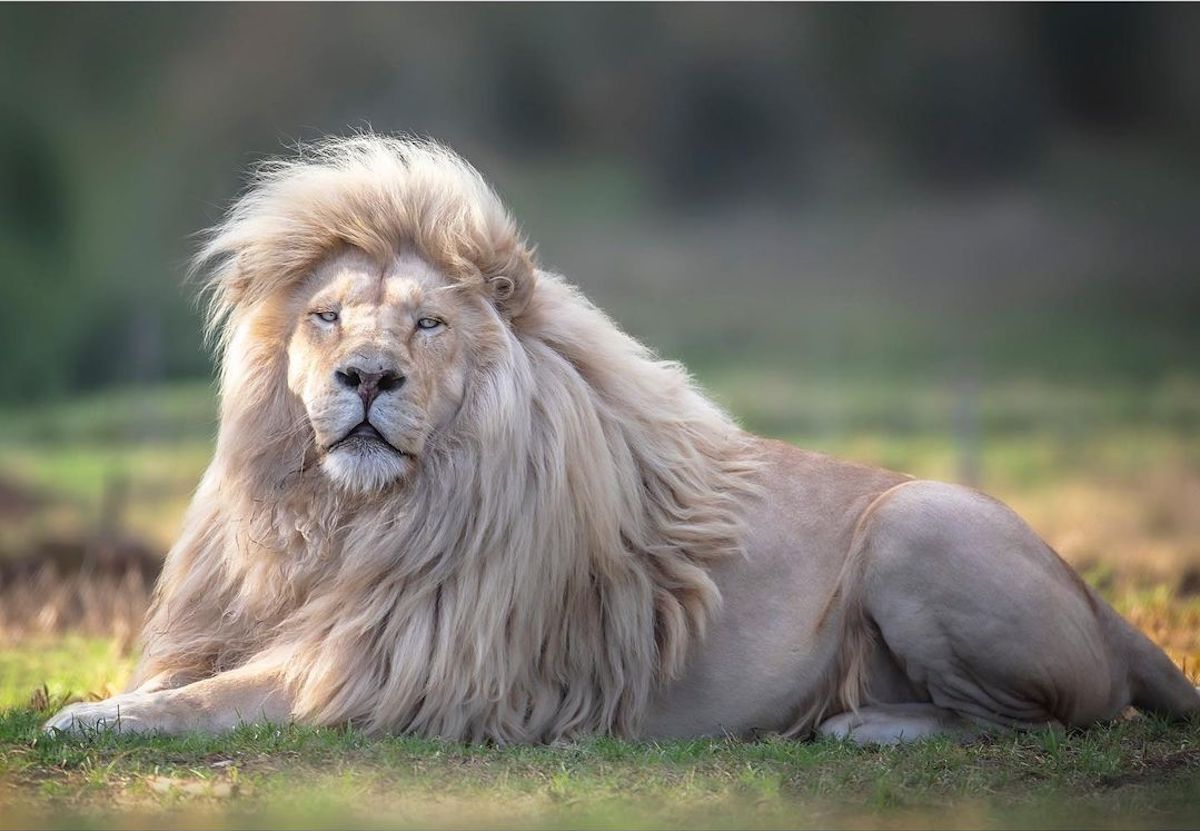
{"left": 46, "top": 136, "right": 1199, "bottom": 744}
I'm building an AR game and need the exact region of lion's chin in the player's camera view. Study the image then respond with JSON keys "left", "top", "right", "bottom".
{"left": 321, "top": 444, "right": 412, "bottom": 494}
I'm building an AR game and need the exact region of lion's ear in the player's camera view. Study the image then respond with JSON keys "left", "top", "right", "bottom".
{"left": 484, "top": 254, "right": 536, "bottom": 319}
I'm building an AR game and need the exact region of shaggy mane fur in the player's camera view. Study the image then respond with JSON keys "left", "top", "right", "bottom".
{"left": 135, "top": 136, "right": 762, "bottom": 741}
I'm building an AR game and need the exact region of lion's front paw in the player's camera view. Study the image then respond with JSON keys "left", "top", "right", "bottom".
{"left": 43, "top": 692, "right": 170, "bottom": 736}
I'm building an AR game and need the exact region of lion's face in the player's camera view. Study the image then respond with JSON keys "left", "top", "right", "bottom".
{"left": 286, "top": 249, "right": 488, "bottom": 493}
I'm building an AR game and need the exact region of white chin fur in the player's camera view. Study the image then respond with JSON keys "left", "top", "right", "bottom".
{"left": 322, "top": 445, "right": 411, "bottom": 493}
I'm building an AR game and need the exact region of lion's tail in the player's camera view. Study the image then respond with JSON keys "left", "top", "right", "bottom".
{"left": 782, "top": 499, "right": 887, "bottom": 738}
{"left": 1101, "top": 592, "right": 1200, "bottom": 719}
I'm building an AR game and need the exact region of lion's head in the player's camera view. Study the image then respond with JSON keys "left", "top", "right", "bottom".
{"left": 195, "top": 136, "right": 536, "bottom": 497}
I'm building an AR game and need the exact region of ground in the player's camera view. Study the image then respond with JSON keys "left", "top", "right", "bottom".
{"left": 1, "top": 379, "right": 1199, "bottom": 829}
{"left": 3, "top": 706, "right": 1199, "bottom": 830}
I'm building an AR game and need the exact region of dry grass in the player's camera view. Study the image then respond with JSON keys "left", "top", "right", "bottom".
{"left": 1116, "top": 594, "right": 1200, "bottom": 680}
{"left": 0, "top": 567, "right": 151, "bottom": 649}
{"left": 1004, "top": 467, "right": 1200, "bottom": 590}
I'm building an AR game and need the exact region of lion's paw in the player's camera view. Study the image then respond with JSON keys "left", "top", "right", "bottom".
{"left": 816, "top": 703, "right": 978, "bottom": 746}
{"left": 43, "top": 692, "right": 168, "bottom": 736}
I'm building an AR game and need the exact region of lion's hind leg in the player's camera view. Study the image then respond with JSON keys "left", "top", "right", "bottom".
{"left": 856, "top": 480, "right": 1151, "bottom": 731}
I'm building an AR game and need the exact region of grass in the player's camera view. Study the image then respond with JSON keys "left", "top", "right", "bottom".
{"left": 0, "top": 637, "right": 138, "bottom": 712}
{"left": 2, "top": 706, "right": 1198, "bottom": 830}
{"left": 0, "top": 381, "right": 216, "bottom": 549}
{"left": 1, "top": 379, "right": 1199, "bottom": 828}
{"left": 0, "top": 619, "right": 1196, "bottom": 828}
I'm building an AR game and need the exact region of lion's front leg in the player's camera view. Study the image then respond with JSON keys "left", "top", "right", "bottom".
{"left": 44, "top": 661, "right": 292, "bottom": 736}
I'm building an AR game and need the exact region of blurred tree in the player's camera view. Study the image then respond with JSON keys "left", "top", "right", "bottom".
{"left": 0, "top": 4, "right": 1197, "bottom": 401}
{"left": 1035, "top": 4, "right": 1164, "bottom": 130}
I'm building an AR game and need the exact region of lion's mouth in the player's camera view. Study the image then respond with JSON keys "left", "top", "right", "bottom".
{"left": 329, "top": 421, "right": 408, "bottom": 455}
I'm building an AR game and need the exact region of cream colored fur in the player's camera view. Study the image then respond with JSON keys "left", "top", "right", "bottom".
{"left": 45, "top": 136, "right": 1199, "bottom": 743}
{"left": 50, "top": 137, "right": 760, "bottom": 741}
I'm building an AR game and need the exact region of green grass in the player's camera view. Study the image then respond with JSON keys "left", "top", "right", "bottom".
{"left": 0, "top": 382, "right": 217, "bottom": 447}
{"left": 1, "top": 441, "right": 213, "bottom": 506}
{"left": 1, "top": 706, "right": 1198, "bottom": 829}
{"left": 0, "top": 381, "right": 218, "bottom": 548}
{"left": 0, "top": 626, "right": 1198, "bottom": 829}
{"left": 0, "top": 637, "right": 137, "bottom": 711}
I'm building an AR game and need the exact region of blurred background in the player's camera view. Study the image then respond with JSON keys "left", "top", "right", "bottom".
{"left": 0, "top": 4, "right": 1198, "bottom": 702}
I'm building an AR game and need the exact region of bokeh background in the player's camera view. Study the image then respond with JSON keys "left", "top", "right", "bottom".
{"left": 1, "top": 4, "right": 1198, "bottom": 702}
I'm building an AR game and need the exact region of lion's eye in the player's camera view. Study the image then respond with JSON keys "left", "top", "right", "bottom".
{"left": 313, "top": 310, "right": 339, "bottom": 324}
{"left": 416, "top": 317, "right": 444, "bottom": 331}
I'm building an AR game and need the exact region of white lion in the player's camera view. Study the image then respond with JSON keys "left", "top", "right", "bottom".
{"left": 46, "top": 136, "right": 1199, "bottom": 744}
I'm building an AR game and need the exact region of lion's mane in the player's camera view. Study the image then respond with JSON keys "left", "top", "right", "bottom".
{"left": 135, "top": 136, "right": 761, "bottom": 741}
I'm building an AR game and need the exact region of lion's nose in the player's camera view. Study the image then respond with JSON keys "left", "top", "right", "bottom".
{"left": 335, "top": 365, "right": 405, "bottom": 411}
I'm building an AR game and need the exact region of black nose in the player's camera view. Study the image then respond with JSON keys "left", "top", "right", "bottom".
{"left": 335, "top": 366, "right": 405, "bottom": 410}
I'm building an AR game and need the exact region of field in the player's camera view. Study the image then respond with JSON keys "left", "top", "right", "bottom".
{"left": 3, "top": 709, "right": 1199, "bottom": 830}
{"left": 1, "top": 377, "right": 1199, "bottom": 829}
{"left": 3, "top": 3, "right": 1199, "bottom": 827}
